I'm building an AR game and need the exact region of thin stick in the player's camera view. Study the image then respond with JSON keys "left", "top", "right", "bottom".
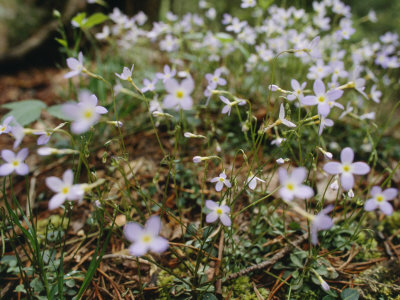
{"left": 215, "top": 230, "right": 225, "bottom": 295}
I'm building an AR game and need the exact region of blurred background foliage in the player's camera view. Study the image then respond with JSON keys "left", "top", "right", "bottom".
{"left": 0, "top": 0, "right": 399, "bottom": 71}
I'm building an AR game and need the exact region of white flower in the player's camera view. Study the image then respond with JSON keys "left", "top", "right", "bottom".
{"left": 241, "top": 0, "right": 257, "bottom": 8}
{"left": 278, "top": 167, "right": 314, "bottom": 202}
{"left": 287, "top": 79, "right": 307, "bottom": 101}
{"left": 323, "top": 147, "right": 370, "bottom": 191}
{"left": 162, "top": 77, "right": 194, "bottom": 110}
{"left": 311, "top": 205, "right": 334, "bottom": 245}
{"left": 210, "top": 171, "right": 231, "bottom": 192}
{"left": 115, "top": 64, "right": 134, "bottom": 81}
{"left": 156, "top": 65, "right": 176, "bottom": 83}
{"left": 33, "top": 131, "right": 52, "bottom": 145}
{"left": 246, "top": 173, "right": 265, "bottom": 190}
{"left": 38, "top": 147, "right": 79, "bottom": 156}
{"left": 278, "top": 103, "right": 296, "bottom": 127}
{"left": 0, "top": 116, "right": 13, "bottom": 135}
{"left": 124, "top": 216, "right": 169, "bottom": 256}
{"left": 0, "top": 148, "right": 29, "bottom": 176}
{"left": 219, "top": 96, "right": 246, "bottom": 116}
{"left": 141, "top": 78, "right": 158, "bottom": 93}
{"left": 193, "top": 156, "right": 202, "bottom": 163}
{"left": 65, "top": 52, "right": 84, "bottom": 79}
{"left": 271, "top": 137, "right": 286, "bottom": 147}
{"left": 364, "top": 186, "right": 398, "bottom": 216}
{"left": 302, "top": 80, "right": 344, "bottom": 117}
{"left": 46, "top": 169, "right": 84, "bottom": 210}
{"left": 318, "top": 115, "right": 334, "bottom": 136}
{"left": 276, "top": 158, "right": 285, "bottom": 164}
{"left": 62, "top": 90, "right": 108, "bottom": 134}
{"left": 205, "top": 200, "right": 231, "bottom": 226}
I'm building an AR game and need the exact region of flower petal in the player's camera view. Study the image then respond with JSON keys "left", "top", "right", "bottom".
{"left": 294, "top": 185, "right": 314, "bottom": 199}
{"left": 15, "top": 163, "right": 29, "bottom": 175}
{"left": 340, "top": 172, "right": 354, "bottom": 191}
{"left": 48, "top": 193, "right": 66, "bottom": 210}
{"left": 149, "top": 236, "right": 169, "bottom": 253}
{"left": 2, "top": 150, "right": 15, "bottom": 163}
{"left": 124, "top": 222, "right": 143, "bottom": 242}
{"left": 291, "top": 167, "right": 307, "bottom": 184}
{"left": 383, "top": 188, "right": 398, "bottom": 201}
{"left": 205, "top": 200, "right": 218, "bottom": 209}
{"left": 219, "top": 214, "right": 231, "bottom": 227}
{"left": 301, "top": 96, "right": 318, "bottom": 106}
{"left": 46, "top": 176, "right": 64, "bottom": 192}
{"left": 370, "top": 186, "right": 381, "bottom": 197}
{"left": 364, "top": 199, "right": 378, "bottom": 211}
{"left": 215, "top": 181, "right": 223, "bottom": 192}
{"left": 95, "top": 106, "right": 108, "bottom": 114}
{"left": 351, "top": 162, "right": 370, "bottom": 175}
{"left": 326, "top": 89, "right": 343, "bottom": 101}
{"left": 340, "top": 147, "right": 354, "bottom": 163}
{"left": 145, "top": 216, "right": 161, "bottom": 235}
{"left": 280, "top": 187, "right": 294, "bottom": 202}
{"left": 63, "top": 169, "right": 74, "bottom": 186}
{"left": 164, "top": 79, "right": 179, "bottom": 94}
{"left": 0, "top": 163, "right": 14, "bottom": 176}
{"left": 206, "top": 211, "right": 218, "bottom": 223}
{"left": 379, "top": 201, "right": 393, "bottom": 216}
{"left": 248, "top": 178, "right": 256, "bottom": 190}
{"left": 129, "top": 242, "right": 148, "bottom": 256}
{"left": 16, "top": 148, "right": 28, "bottom": 161}
{"left": 314, "top": 79, "right": 325, "bottom": 95}
{"left": 324, "top": 162, "right": 342, "bottom": 174}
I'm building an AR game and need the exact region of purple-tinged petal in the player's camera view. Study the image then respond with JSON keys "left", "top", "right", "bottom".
{"left": 66, "top": 58, "right": 79, "bottom": 70}
{"left": 340, "top": 147, "right": 354, "bottom": 163}
{"left": 48, "top": 193, "right": 66, "bottom": 210}
{"left": 219, "top": 214, "right": 231, "bottom": 226}
{"left": 129, "top": 241, "right": 148, "bottom": 256}
{"left": 341, "top": 172, "right": 354, "bottom": 191}
{"left": 301, "top": 96, "right": 318, "bottom": 106}
{"left": 315, "top": 215, "right": 333, "bottom": 230}
{"left": 15, "top": 163, "right": 29, "bottom": 175}
{"left": 311, "top": 226, "right": 318, "bottom": 245}
{"left": 2, "top": 150, "right": 15, "bottom": 163}
{"left": 314, "top": 79, "right": 325, "bottom": 95}
{"left": 294, "top": 185, "right": 314, "bottom": 199}
{"left": 326, "top": 89, "right": 343, "bottom": 101}
{"left": 210, "top": 177, "right": 219, "bottom": 183}
{"left": 205, "top": 200, "right": 218, "bottom": 209}
{"left": 162, "top": 95, "right": 178, "bottom": 109}
{"left": 370, "top": 186, "right": 382, "bottom": 197}
{"left": 149, "top": 236, "right": 169, "bottom": 253}
{"left": 364, "top": 199, "right": 378, "bottom": 211}
{"left": 64, "top": 70, "right": 80, "bottom": 79}
{"left": 206, "top": 211, "right": 218, "bottom": 223}
{"left": 124, "top": 222, "right": 143, "bottom": 242}
{"left": 280, "top": 187, "right": 294, "bottom": 202}
{"left": 351, "top": 162, "right": 370, "bottom": 175}
{"left": 145, "top": 216, "right": 161, "bottom": 235}
{"left": 291, "top": 167, "right": 307, "bottom": 184}
{"left": 17, "top": 148, "right": 28, "bottom": 161}
{"left": 63, "top": 169, "right": 74, "bottom": 186}
{"left": 379, "top": 201, "right": 393, "bottom": 216}
{"left": 46, "top": 176, "right": 64, "bottom": 192}
{"left": 323, "top": 162, "right": 342, "bottom": 174}
{"left": 0, "top": 163, "right": 14, "bottom": 176}
{"left": 219, "top": 96, "right": 230, "bottom": 105}
{"left": 179, "top": 97, "right": 193, "bottom": 110}
{"left": 278, "top": 168, "right": 288, "bottom": 183}
{"left": 291, "top": 79, "right": 300, "bottom": 90}
{"left": 164, "top": 79, "right": 179, "bottom": 94}
{"left": 248, "top": 178, "right": 256, "bottom": 190}
{"left": 220, "top": 205, "right": 230, "bottom": 213}
{"left": 224, "top": 179, "right": 231, "bottom": 188}
{"left": 95, "top": 106, "right": 108, "bottom": 114}
{"left": 215, "top": 181, "right": 223, "bottom": 192}
{"left": 181, "top": 77, "right": 194, "bottom": 93}
{"left": 383, "top": 188, "right": 398, "bottom": 201}
{"left": 318, "top": 102, "right": 330, "bottom": 116}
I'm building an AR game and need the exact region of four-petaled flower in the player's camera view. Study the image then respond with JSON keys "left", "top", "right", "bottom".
{"left": 0, "top": 148, "right": 29, "bottom": 176}
{"left": 62, "top": 90, "right": 108, "bottom": 134}
{"left": 163, "top": 77, "right": 194, "bottom": 110}
{"left": 302, "top": 79, "right": 344, "bottom": 116}
{"left": 46, "top": 169, "right": 84, "bottom": 210}
{"left": 210, "top": 171, "right": 231, "bottom": 192}
{"left": 115, "top": 64, "right": 134, "bottom": 81}
{"left": 65, "top": 52, "right": 84, "bottom": 79}
{"left": 287, "top": 79, "right": 306, "bottom": 101}
{"left": 364, "top": 186, "right": 398, "bottom": 216}
{"left": 278, "top": 103, "right": 296, "bottom": 127}
{"left": 278, "top": 167, "right": 314, "bottom": 202}
{"left": 311, "top": 205, "right": 334, "bottom": 245}
{"left": 124, "top": 216, "right": 169, "bottom": 256}
{"left": 323, "top": 147, "right": 370, "bottom": 191}
{"left": 205, "top": 200, "right": 231, "bottom": 226}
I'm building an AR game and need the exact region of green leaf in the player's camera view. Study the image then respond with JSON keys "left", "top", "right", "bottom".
{"left": 202, "top": 293, "right": 218, "bottom": 300}
{"left": 47, "top": 104, "right": 74, "bottom": 121}
{"left": 2, "top": 100, "right": 46, "bottom": 126}
{"left": 72, "top": 12, "right": 86, "bottom": 27}
{"left": 322, "top": 296, "right": 337, "bottom": 300}
{"left": 82, "top": 13, "right": 108, "bottom": 29}
{"left": 215, "top": 32, "right": 233, "bottom": 43}
{"left": 55, "top": 38, "right": 68, "bottom": 47}
{"left": 341, "top": 288, "right": 359, "bottom": 300}
{"left": 290, "top": 253, "right": 303, "bottom": 268}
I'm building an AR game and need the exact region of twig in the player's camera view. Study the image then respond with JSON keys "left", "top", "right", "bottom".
{"left": 224, "top": 233, "right": 307, "bottom": 281}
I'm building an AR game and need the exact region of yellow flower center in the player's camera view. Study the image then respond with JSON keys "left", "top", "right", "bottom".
{"left": 62, "top": 187, "right": 69, "bottom": 194}
{"left": 0, "top": 126, "right": 5, "bottom": 132}
{"left": 376, "top": 195, "right": 384, "bottom": 202}
{"left": 296, "top": 89, "right": 301, "bottom": 95}
{"left": 342, "top": 164, "right": 351, "bottom": 172}
{"left": 318, "top": 96, "right": 325, "bottom": 103}
{"left": 219, "top": 177, "right": 225, "bottom": 182}
{"left": 216, "top": 208, "right": 223, "bottom": 215}
{"left": 84, "top": 109, "right": 93, "bottom": 119}
{"left": 12, "top": 161, "right": 19, "bottom": 167}
{"left": 142, "top": 234, "right": 152, "bottom": 243}
{"left": 286, "top": 183, "right": 295, "bottom": 191}
{"left": 176, "top": 90, "right": 184, "bottom": 99}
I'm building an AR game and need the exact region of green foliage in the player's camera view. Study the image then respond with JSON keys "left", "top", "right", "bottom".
{"left": 2, "top": 99, "right": 46, "bottom": 126}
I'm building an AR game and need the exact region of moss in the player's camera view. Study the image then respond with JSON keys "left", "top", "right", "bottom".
{"left": 355, "top": 260, "right": 400, "bottom": 299}
{"left": 157, "top": 270, "right": 175, "bottom": 299}
{"left": 222, "top": 276, "right": 269, "bottom": 300}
